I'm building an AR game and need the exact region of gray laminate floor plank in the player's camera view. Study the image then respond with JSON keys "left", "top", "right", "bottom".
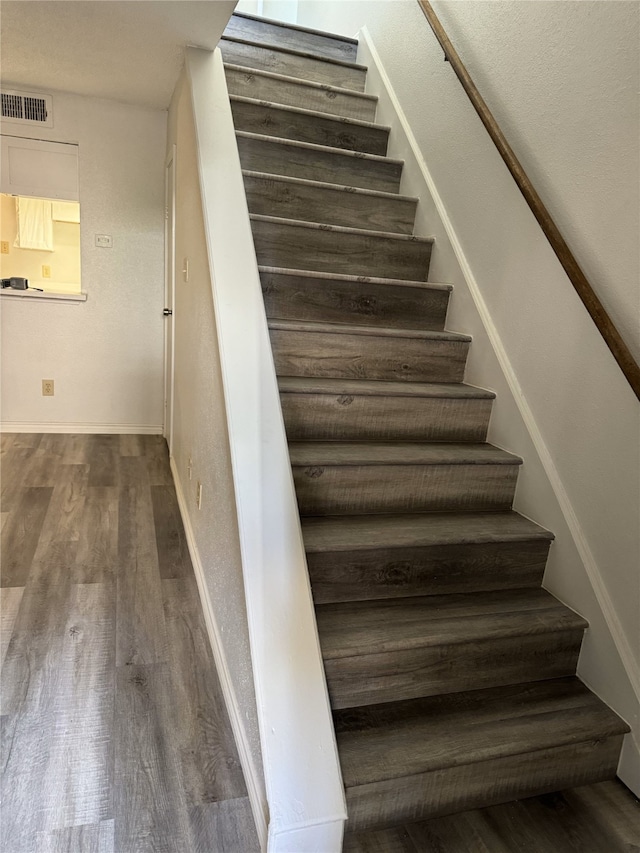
{"left": 1, "top": 434, "right": 256, "bottom": 852}
{"left": 189, "top": 797, "right": 260, "bottom": 852}
{"left": 0, "top": 585, "right": 24, "bottom": 667}
{"left": 163, "top": 576, "right": 247, "bottom": 804}
{"left": 113, "top": 662, "right": 192, "bottom": 852}
{"left": 116, "top": 484, "right": 167, "bottom": 667}
{"left": 35, "top": 820, "right": 115, "bottom": 853}
{"left": 1, "top": 486, "right": 54, "bottom": 586}
{"left": 152, "top": 485, "right": 192, "bottom": 579}
{"left": 119, "top": 434, "right": 144, "bottom": 457}
{"left": 74, "top": 487, "right": 118, "bottom": 583}
{"left": 87, "top": 435, "right": 119, "bottom": 487}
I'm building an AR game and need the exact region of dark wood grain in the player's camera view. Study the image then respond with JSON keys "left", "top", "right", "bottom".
{"left": 87, "top": 435, "right": 118, "bottom": 487}
{"left": 162, "top": 576, "right": 247, "bottom": 804}
{"left": 116, "top": 485, "right": 167, "bottom": 666}
{"left": 279, "top": 383, "right": 492, "bottom": 442}
{"left": 337, "top": 678, "right": 628, "bottom": 831}
{"left": 74, "top": 487, "right": 118, "bottom": 583}
{"left": 221, "top": 37, "right": 367, "bottom": 90}
{"left": 189, "top": 798, "right": 260, "bottom": 853}
{"left": 113, "top": 664, "right": 192, "bottom": 852}
{"left": 243, "top": 170, "right": 417, "bottom": 234}
{"left": 225, "top": 11, "right": 358, "bottom": 62}
{"left": 231, "top": 97, "right": 390, "bottom": 155}
{"left": 251, "top": 214, "right": 432, "bottom": 279}
{"left": 261, "top": 267, "right": 450, "bottom": 328}
{"left": 151, "top": 485, "right": 192, "bottom": 579}
{"left": 270, "top": 323, "right": 468, "bottom": 384}
{"left": 1, "top": 434, "right": 256, "bottom": 851}
{"left": 308, "top": 538, "right": 551, "bottom": 603}
{"left": 237, "top": 132, "right": 403, "bottom": 193}
{"left": 1, "top": 487, "right": 53, "bottom": 586}
{"left": 417, "top": 0, "right": 640, "bottom": 400}
{"left": 344, "top": 780, "right": 640, "bottom": 852}
{"left": 225, "top": 64, "right": 377, "bottom": 121}
{"left": 292, "top": 458, "right": 520, "bottom": 515}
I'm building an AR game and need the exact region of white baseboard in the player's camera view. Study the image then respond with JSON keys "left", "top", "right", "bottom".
{"left": 169, "top": 457, "right": 269, "bottom": 851}
{"left": 0, "top": 422, "right": 163, "bottom": 434}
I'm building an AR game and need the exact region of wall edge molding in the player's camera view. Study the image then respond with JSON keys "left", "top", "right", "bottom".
{"left": 0, "top": 422, "right": 163, "bottom": 434}
{"left": 359, "top": 25, "right": 640, "bottom": 706}
{"left": 170, "top": 457, "right": 269, "bottom": 852}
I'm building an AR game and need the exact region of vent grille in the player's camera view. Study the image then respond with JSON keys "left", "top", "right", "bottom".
{"left": 1, "top": 90, "right": 53, "bottom": 127}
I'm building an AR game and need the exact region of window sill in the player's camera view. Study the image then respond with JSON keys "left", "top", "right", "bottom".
{"left": 0, "top": 288, "right": 86, "bottom": 303}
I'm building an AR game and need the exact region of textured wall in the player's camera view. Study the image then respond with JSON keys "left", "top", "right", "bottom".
{"left": 0, "top": 92, "right": 166, "bottom": 430}
{"left": 166, "top": 71, "right": 266, "bottom": 814}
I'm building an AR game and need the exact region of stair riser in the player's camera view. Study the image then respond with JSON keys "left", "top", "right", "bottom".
{"left": 325, "top": 629, "right": 584, "bottom": 710}
{"left": 344, "top": 736, "right": 625, "bottom": 833}
{"left": 262, "top": 271, "right": 448, "bottom": 328}
{"left": 291, "top": 462, "right": 519, "bottom": 515}
{"left": 307, "top": 539, "right": 551, "bottom": 604}
{"left": 237, "top": 134, "right": 402, "bottom": 193}
{"left": 231, "top": 99, "right": 389, "bottom": 155}
{"left": 220, "top": 38, "right": 367, "bottom": 91}
{"left": 252, "top": 220, "right": 431, "bottom": 280}
{"left": 281, "top": 394, "right": 492, "bottom": 441}
{"left": 244, "top": 173, "right": 416, "bottom": 234}
{"left": 225, "top": 15, "right": 358, "bottom": 63}
{"left": 225, "top": 66, "right": 376, "bottom": 122}
{"left": 270, "top": 329, "right": 467, "bottom": 383}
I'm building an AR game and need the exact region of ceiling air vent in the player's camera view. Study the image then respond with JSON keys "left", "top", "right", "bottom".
{"left": 1, "top": 90, "right": 53, "bottom": 128}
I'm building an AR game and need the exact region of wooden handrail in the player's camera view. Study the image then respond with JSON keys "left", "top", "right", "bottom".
{"left": 417, "top": 0, "right": 640, "bottom": 401}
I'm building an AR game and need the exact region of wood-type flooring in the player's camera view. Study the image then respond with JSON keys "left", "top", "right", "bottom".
{"left": 0, "top": 433, "right": 260, "bottom": 853}
{"left": 2, "top": 433, "right": 639, "bottom": 852}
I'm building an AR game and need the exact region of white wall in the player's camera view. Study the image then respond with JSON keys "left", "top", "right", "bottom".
{"left": 166, "top": 68, "right": 267, "bottom": 835}
{"left": 296, "top": 0, "right": 640, "bottom": 791}
{"left": 235, "top": 0, "right": 298, "bottom": 24}
{"left": 0, "top": 91, "right": 166, "bottom": 432}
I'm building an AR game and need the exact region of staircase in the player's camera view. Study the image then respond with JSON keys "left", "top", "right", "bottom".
{"left": 221, "top": 11, "right": 629, "bottom": 837}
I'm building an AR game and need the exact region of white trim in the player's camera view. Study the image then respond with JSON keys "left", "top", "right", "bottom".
{"left": 163, "top": 145, "right": 176, "bottom": 455}
{"left": 185, "top": 47, "right": 346, "bottom": 851}
{"left": 0, "top": 289, "right": 86, "bottom": 303}
{"left": 0, "top": 422, "right": 162, "bottom": 434}
{"left": 170, "top": 457, "right": 269, "bottom": 852}
{"left": 360, "top": 26, "right": 640, "bottom": 704}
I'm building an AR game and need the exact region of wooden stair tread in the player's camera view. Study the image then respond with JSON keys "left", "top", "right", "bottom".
{"left": 252, "top": 213, "right": 433, "bottom": 244}
{"left": 316, "top": 588, "right": 587, "bottom": 660}
{"left": 269, "top": 318, "right": 465, "bottom": 341}
{"left": 259, "top": 265, "right": 451, "bottom": 291}
{"left": 335, "top": 678, "right": 629, "bottom": 787}
{"left": 243, "top": 169, "right": 418, "bottom": 203}
{"left": 221, "top": 34, "right": 368, "bottom": 72}
{"left": 229, "top": 10, "right": 359, "bottom": 48}
{"left": 278, "top": 377, "right": 494, "bottom": 400}
{"left": 288, "top": 441, "right": 521, "bottom": 467}
{"left": 237, "top": 131, "right": 403, "bottom": 167}
{"left": 301, "top": 511, "right": 553, "bottom": 553}
{"left": 224, "top": 61, "right": 377, "bottom": 101}
{"left": 229, "top": 94, "right": 389, "bottom": 132}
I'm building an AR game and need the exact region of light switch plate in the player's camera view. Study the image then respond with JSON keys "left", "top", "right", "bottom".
{"left": 95, "top": 234, "right": 113, "bottom": 248}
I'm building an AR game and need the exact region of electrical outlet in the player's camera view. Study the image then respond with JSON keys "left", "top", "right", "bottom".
{"left": 1, "top": 241, "right": 9, "bottom": 254}
{"left": 42, "top": 264, "right": 51, "bottom": 278}
{"left": 42, "top": 379, "right": 54, "bottom": 396}
{"left": 187, "top": 455, "right": 193, "bottom": 480}
{"left": 196, "top": 480, "right": 202, "bottom": 510}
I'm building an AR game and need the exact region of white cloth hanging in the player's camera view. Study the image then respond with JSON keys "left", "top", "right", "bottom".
{"left": 14, "top": 196, "right": 54, "bottom": 251}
